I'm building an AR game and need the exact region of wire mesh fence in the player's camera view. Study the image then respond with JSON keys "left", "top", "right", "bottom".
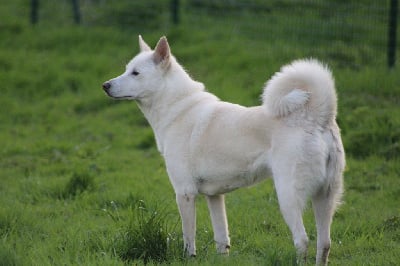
{"left": 180, "top": 0, "right": 398, "bottom": 68}
{"left": 27, "top": 0, "right": 398, "bottom": 68}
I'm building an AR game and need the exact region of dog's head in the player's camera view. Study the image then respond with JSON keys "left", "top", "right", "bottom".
{"left": 102, "top": 35, "right": 172, "bottom": 102}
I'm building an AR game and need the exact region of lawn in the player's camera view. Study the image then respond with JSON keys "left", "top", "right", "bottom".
{"left": 0, "top": 0, "right": 399, "bottom": 265}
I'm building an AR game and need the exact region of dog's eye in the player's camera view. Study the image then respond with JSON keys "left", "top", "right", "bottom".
{"left": 131, "top": 70, "right": 139, "bottom": 76}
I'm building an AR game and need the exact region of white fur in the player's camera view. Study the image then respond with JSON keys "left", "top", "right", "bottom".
{"left": 263, "top": 59, "right": 337, "bottom": 127}
{"left": 103, "top": 36, "right": 345, "bottom": 265}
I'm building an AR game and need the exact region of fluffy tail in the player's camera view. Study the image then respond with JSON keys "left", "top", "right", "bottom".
{"left": 263, "top": 59, "right": 337, "bottom": 127}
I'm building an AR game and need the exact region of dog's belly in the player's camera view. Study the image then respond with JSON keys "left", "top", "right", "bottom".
{"left": 194, "top": 160, "right": 271, "bottom": 195}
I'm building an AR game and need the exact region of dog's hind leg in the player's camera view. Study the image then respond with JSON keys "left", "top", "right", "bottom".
{"left": 312, "top": 189, "right": 337, "bottom": 265}
{"left": 274, "top": 176, "right": 309, "bottom": 263}
{"left": 313, "top": 129, "right": 344, "bottom": 265}
{"left": 206, "top": 194, "right": 230, "bottom": 254}
{"left": 176, "top": 193, "right": 197, "bottom": 256}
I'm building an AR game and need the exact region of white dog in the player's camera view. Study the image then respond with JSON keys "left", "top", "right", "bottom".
{"left": 103, "top": 36, "right": 345, "bottom": 265}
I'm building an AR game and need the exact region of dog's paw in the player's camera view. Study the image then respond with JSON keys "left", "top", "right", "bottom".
{"left": 216, "top": 243, "right": 230, "bottom": 255}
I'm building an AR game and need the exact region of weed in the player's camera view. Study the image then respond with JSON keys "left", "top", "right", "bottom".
{"left": 113, "top": 200, "right": 182, "bottom": 264}
{"left": 62, "top": 171, "right": 96, "bottom": 198}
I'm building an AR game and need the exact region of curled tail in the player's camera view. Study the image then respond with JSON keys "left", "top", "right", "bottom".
{"left": 263, "top": 59, "right": 337, "bottom": 127}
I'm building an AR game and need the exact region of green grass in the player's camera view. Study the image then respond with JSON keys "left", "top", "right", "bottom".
{"left": 1, "top": 0, "right": 399, "bottom": 265}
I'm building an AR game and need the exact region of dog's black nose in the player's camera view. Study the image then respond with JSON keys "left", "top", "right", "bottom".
{"left": 102, "top": 82, "right": 111, "bottom": 91}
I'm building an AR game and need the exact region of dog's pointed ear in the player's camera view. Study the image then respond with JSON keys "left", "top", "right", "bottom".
{"left": 153, "top": 36, "right": 170, "bottom": 67}
{"left": 138, "top": 35, "right": 151, "bottom": 52}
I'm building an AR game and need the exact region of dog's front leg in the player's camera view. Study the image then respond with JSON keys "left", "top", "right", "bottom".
{"left": 176, "top": 193, "right": 197, "bottom": 256}
{"left": 206, "top": 194, "right": 230, "bottom": 254}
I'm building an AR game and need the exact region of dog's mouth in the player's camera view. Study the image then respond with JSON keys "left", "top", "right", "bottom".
{"left": 103, "top": 89, "right": 113, "bottom": 98}
{"left": 114, "top": 96, "right": 135, "bottom": 100}
{"left": 105, "top": 93, "right": 135, "bottom": 100}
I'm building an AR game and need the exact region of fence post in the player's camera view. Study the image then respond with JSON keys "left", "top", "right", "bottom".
{"left": 71, "top": 0, "right": 81, "bottom": 24}
{"left": 388, "top": 0, "right": 398, "bottom": 68}
{"left": 30, "top": 0, "right": 39, "bottom": 24}
{"left": 171, "top": 0, "right": 180, "bottom": 24}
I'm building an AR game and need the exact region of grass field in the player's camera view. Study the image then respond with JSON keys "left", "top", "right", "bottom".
{"left": 1, "top": 0, "right": 399, "bottom": 265}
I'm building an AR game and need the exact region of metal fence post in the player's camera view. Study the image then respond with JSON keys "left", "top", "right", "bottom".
{"left": 30, "top": 0, "right": 39, "bottom": 24}
{"left": 71, "top": 0, "right": 81, "bottom": 24}
{"left": 171, "top": 0, "right": 180, "bottom": 25}
{"left": 388, "top": 0, "right": 398, "bottom": 68}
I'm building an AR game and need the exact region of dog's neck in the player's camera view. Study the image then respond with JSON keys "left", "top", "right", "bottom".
{"left": 136, "top": 62, "right": 216, "bottom": 154}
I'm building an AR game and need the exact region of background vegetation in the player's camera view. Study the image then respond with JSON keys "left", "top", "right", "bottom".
{"left": 0, "top": 0, "right": 399, "bottom": 265}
